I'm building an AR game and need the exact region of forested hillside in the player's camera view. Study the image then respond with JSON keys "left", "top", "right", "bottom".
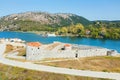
{"left": 57, "top": 21, "right": 120, "bottom": 39}
{"left": 0, "top": 11, "right": 120, "bottom": 39}
{"left": 0, "top": 12, "right": 90, "bottom": 31}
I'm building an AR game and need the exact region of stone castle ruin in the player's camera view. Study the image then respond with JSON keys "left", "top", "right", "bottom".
{"left": 26, "top": 42, "right": 118, "bottom": 61}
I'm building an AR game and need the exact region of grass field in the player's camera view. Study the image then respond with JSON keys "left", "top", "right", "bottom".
{"left": 0, "top": 63, "right": 110, "bottom": 80}
{"left": 41, "top": 56, "right": 120, "bottom": 73}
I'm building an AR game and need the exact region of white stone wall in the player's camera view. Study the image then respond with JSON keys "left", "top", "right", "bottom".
{"left": 49, "top": 48, "right": 108, "bottom": 59}
{"left": 77, "top": 49, "right": 108, "bottom": 57}
{"left": 26, "top": 45, "right": 75, "bottom": 61}
{"left": 26, "top": 45, "right": 110, "bottom": 61}
{"left": 42, "top": 50, "right": 75, "bottom": 59}
{"left": 26, "top": 46, "right": 45, "bottom": 60}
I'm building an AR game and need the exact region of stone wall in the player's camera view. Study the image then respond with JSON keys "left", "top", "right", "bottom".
{"left": 26, "top": 45, "right": 75, "bottom": 60}
{"left": 77, "top": 49, "right": 108, "bottom": 57}
{"left": 26, "top": 46, "right": 45, "bottom": 60}
{"left": 26, "top": 45, "right": 110, "bottom": 61}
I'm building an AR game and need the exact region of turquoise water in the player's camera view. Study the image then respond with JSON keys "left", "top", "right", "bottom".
{"left": 0, "top": 31, "right": 120, "bottom": 52}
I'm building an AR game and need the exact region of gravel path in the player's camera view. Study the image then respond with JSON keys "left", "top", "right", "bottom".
{"left": 0, "top": 43, "right": 120, "bottom": 80}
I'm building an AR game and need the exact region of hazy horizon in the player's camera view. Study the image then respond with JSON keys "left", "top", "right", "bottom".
{"left": 0, "top": 0, "right": 120, "bottom": 20}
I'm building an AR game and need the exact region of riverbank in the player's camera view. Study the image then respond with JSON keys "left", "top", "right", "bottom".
{"left": 0, "top": 31, "right": 120, "bottom": 52}
{"left": 2, "top": 30, "right": 120, "bottom": 40}
{"left": 15, "top": 31, "right": 56, "bottom": 35}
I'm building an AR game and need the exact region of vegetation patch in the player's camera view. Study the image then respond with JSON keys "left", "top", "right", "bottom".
{"left": 17, "top": 48, "right": 26, "bottom": 56}
{"left": 41, "top": 56, "right": 120, "bottom": 73}
{"left": 4, "top": 44, "right": 13, "bottom": 53}
{"left": 4, "top": 44, "right": 26, "bottom": 56}
{"left": 5, "top": 57, "right": 26, "bottom": 62}
{"left": 57, "top": 22, "right": 120, "bottom": 39}
{"left": 0, "top": 63, "right": 109, "bottom": 80}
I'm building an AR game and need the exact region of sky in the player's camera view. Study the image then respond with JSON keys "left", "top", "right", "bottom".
{"left": 0, "top": 0, "right": 120, "bottom": 20}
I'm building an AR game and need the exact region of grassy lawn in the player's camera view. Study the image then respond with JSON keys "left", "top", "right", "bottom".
{"left": 0, "top": 63, "right": 110, "bottom": 80}
{"left": 40, "top": 56, "right": 120, "bottom": 73}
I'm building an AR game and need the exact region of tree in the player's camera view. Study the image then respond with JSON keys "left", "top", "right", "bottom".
{"left": 70, "top": 23, "right": 84, "bottom": 35}
{"left": 58, "top": 27, "right": 68, "bottom": 34}
{"left": 91, "top": 31, "right": 99, "bottom": 38}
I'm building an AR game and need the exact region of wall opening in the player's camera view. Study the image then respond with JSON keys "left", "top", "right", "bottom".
{"left": 75, "top": 50, "right": 78, "bottom": 58}
{"left": 75, "top": 53, "right": 78, "bottom": 58}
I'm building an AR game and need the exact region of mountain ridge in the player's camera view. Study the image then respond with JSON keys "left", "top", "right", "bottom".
{"left": 0, "top": 11, "right": 91, "bottom": 31}
{"left": 0, "top": 11, "right": 120, "bottom": 31}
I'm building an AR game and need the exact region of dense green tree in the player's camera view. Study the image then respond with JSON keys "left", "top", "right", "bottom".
{"left": 57, "top": 22, "right": 120, "bottom": 39}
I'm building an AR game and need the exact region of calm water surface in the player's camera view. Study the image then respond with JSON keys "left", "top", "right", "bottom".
{"left": 0, "top": 31, "right": 120, "bottom": 52}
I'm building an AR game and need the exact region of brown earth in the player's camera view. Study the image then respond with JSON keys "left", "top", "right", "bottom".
{"left": 0, "top": 63, "right": 109, "bottom": 80}
{"left": 41, "top": 56, "right": 120, "bottom": 73}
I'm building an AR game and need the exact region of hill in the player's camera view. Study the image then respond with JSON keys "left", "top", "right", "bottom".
{"left": 0, "top": 12, "right": 90, "bottom": 31}
{"left": 92, "top": 20, "right": 120, "bottom": 28}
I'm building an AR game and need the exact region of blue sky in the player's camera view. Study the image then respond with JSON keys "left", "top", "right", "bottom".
{"left": 0, "top": 0, "right": 120, "bottom": 20}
